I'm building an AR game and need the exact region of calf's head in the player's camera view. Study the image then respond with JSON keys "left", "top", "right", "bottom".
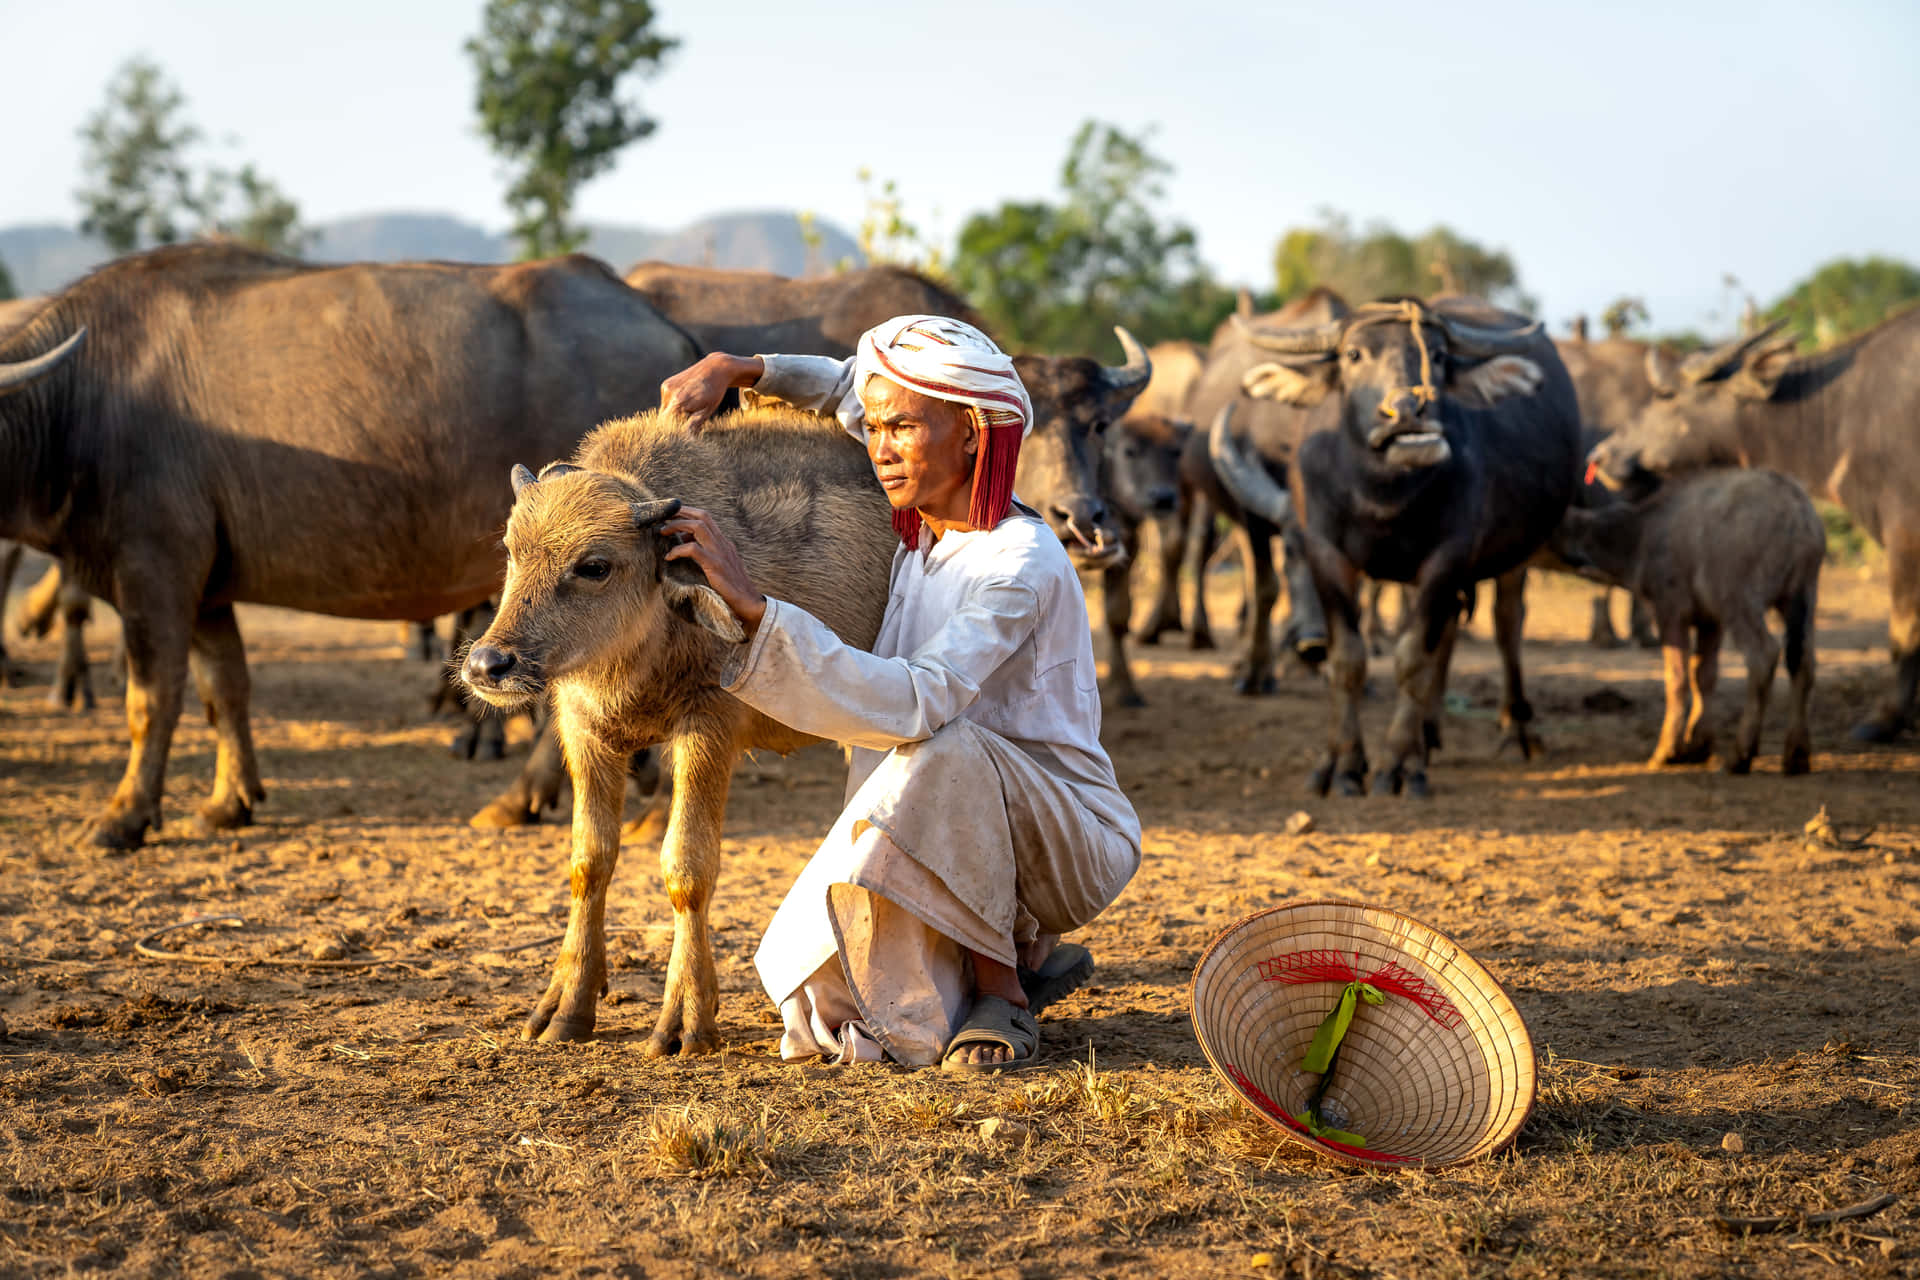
{"left": 460, "top": 462, "right": 739, "bottom": 710}
{"left": 1105, "top": 414, "right": 1188, "bottom": 526}
{"left": 1011, "top": 327, "right": 1151, "bottom": 568}
{"left": 1233, "top": 300, "right": 1545, "bottom": 470}
{"left": 1586, "top": 322, "right": 1797, "bottom": 492}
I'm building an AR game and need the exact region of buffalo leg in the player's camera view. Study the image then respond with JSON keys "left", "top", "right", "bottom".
{"left": 1630, "top": 593, "right": 1660, "bottom": 648}
{"left": 1421, "top": 610, "right": 1461, "bottom": 755}
{"left": 1781, "top": 585, "right": 1817, "bottom": 775}
{"left": 470, "top": 700, "right": 567, "bottom": 828}
{"left": 1184, "top": 501, "right": 1218, "bottom": 651}
{"left": 1672, "top": 621, "right": 1720, "bottom": 764}
{"left": 441, "top": 602, "right": 506, "bottom": 761}
{"left": 524, "top": 711, "right": 628, "bottom": 1044}
{"left": 1724, "top": 612, "right": 1780, "bottom": 775}
{"left": 621, "top": 748, "right": 672, "bottom": 845}
{"left": 1376, "top": 588, "right": 1454, "bottom": 798}
{"left": 1648, "top": 619, "right": 1692, "bottom": 769}
{"left": 1135, "top": 515, "right": 1184, "bottom": 645}
{"left": 1311, "top": 564, "right": 1368, "bottom": 797}
{"left": 0, "top": 542, "right": 21, "bottom": 687}
{"left": 645, "top": 726, "right": 734, "bottom": 1058}
{"left": 408, "top": 618, "right": 443, "bottom": 663}
{"left": 1233, "top": 520, "right": 1280, "bottom": 695}
{"left": 86, "top": 575, "right": 194, "bottom": 849}
{"left": 51, "top": 577, "right": 95, "bottom": 711}
{"left": 1102, "top": 556, "right": 1145, "bottom": 708}
{"left": 1853, "top": 520, "right": 1920, "bottom": 741}
{"left": 1588, "top": 590, "right": 1623, "bottom": 649}
{"left": 1492, "top": 568, "right": 1538, "bottom": 759}
{"left": 1281, "top": 523, "right": 1329, "bottom": 666}
{"left": 188, "top": 604, "right": 265, "bottom": 830}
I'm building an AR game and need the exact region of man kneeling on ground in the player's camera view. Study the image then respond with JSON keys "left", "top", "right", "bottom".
{"left": 657, "top": 315, "right": 1141, "bottom": 1071}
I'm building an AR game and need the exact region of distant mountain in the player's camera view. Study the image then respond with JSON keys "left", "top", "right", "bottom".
{"left": 0, "top": 210, "right": 866, "bottom": 297}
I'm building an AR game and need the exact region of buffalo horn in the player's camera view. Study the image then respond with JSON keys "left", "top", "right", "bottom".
{"left": 1436, "top": 314, "right": 1544, "bottom": 359}
{"left": 632, "top": 498, "right": 683, "bottom": 528}
{"left": 1679, "top": 319, "right": 1788, "bottom": 384}
{"left": 1207, "top": 402, "right": 1292, "bottom": 527}
{"left": 1230, "top": 311, "right": 1343, "bottom": 356}
{"left": 0, "top": 327, "right": 87, "bottom": 393}
{"left": 510, "top": 464, "right": 537, "bottom": 496}
{"left": 1101, "top": 326, "right": 1152, "bottom": 393}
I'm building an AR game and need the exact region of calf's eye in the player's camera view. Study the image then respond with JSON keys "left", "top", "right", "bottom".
{"left": 1346, "top": 348, "right": 1362, "bottom": 363}
{"left": 573, "top": 558, "right": 612, "bottom": 581}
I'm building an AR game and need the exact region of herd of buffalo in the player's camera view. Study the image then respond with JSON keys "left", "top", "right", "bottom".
{"left": 1, "top": 243, "right": 1916, "bottom": 855}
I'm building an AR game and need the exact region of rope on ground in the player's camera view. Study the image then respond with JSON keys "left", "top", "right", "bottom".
{"left": 1713, "top": 1193, "right": 1897, "bottom": 1235}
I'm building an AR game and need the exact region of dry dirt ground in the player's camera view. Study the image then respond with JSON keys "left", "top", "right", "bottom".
{"left": 3, "top": 558, "right": 1918, "bottom": 1279}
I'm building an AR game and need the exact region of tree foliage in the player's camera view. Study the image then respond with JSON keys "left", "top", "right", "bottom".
{"left": 0, "top": 258, "right": 14, "bottom": 302}
{"left": 1768, "top": 256, "right": 1920, "bottom": 350}
{"left": 74, "top": 57, "right": 309, "bottom": 257}
{"left": 1271, "top": 210, "right": 1534, "bottom": 313}
{"left": 949, "top": 122, "right": 1238, "bottom": 354}
{"left": 1600, "top": 296, "right": 1648, "bottom": 338}
{"left": 467, "top": 0, "right": 676, "bottom": 260}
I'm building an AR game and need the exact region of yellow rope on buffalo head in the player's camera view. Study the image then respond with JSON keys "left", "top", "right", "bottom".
{"left": 1357, "top": 300, "right": 1439, "bottom": 421}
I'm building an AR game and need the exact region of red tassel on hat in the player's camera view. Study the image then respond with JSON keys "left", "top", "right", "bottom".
{"left": 967, "top": 407, "right": 1024, "bottom": 531}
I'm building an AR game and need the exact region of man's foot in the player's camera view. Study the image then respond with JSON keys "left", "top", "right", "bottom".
{"left": 941, "top": 995, "right": 1041, "bottom": 1073}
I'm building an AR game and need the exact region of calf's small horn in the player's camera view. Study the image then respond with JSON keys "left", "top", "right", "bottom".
{"left": 510, "top": 464, "right": 537, "bottom": 496}
{"left": 1101, "top": 326, "right": 1152, "bottom": 393}
{"left": 1207, "top": 402, "right": 1292, "bottom": 527}
{"left": 1230, "top": 312, "right": 1343, "bottom": 356}
{"left": 0, "top": 327, "right": 87, "bottom": 393}
{"left": 632, "top": 498, "right": 683, "bottom": 528}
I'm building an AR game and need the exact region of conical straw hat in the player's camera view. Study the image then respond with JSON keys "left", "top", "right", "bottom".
{"left": 1190, "top": 899, "right": 1535, "bottom": 1170}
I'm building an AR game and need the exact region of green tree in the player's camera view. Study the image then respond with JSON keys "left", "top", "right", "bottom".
{"left": 854, "top": 169, "right": 944, "bottom": 275}
{"left": 1270, "top": 210, "right": 1534, "bottom": 313}
{"left": 1600, "top": 296, "right": 1648, "bottom": 337}
{"left": 1768, "top": 256, "right": 1920, "bottom": 350}
{"left": 75, "top": 57, "right": 309, "bottom": 257}
{"left": 0, "top": 257, "right": 14, "bottom": 301}
{"left": 467, "top": 0, "right": 676, "bottom": 260}
{"left": 950, "top": 121, "right": 1238, "bottom": 353}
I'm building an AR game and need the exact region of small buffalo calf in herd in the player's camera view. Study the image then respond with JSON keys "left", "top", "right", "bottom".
{"left": 1, "top": 245, "right": 1914, "bottom": 1053}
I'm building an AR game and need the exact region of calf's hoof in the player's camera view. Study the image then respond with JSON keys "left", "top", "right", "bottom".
{"left": 1494, "top": 727, "right": 1536, "bottom": 760}
{"left": 470, "top": 794, "right": 537, "bottom": 829}
{"left": 645, "top": 1029, "right": 721, "bottom": 1058}
{"left": 1669, "top": 738, "right": 1713, "bottom": 765}
{"left": 1722, "top": 753, "right": 1754, "bottom": 776}
{"left": 1782, "top": 743, "right": 1812, "bottom": 776}
{"left": 529, "top": 1013, "right": 596, "bottom": 1044}
{"left": 1404, "top": 771, "right": 1431, "bottom": 799}
{"left": 79, "top": 812, "right": 150, "bottom": 851}
{"left": 197, "top": 793, "right": 254, "bottom": 832}
{"left": 1306, "top": 762, "right": 1334, "bottom": 796}
{"left": 1370, "top": 767, "right": 1402, "bottom": 797}
{"left": 1335, "top": 771, "right": 1366, "bottom": 798}
{"left": 1587, "top": 629, "right": 1624, "bottom": 651}
{"left": 1188, "top": 632, "right": 1215, "bottom": 652}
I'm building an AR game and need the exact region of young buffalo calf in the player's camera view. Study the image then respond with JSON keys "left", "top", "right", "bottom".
{"left": 1553, "top": 468, "right": 1822, "bottom": 774}
{"left": 463, "top": 406, "right": 896, "bottom": 1055}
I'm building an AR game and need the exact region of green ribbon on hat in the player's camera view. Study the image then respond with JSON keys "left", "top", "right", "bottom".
{"left": 1303, "top": 981, "right": 1383, "bottom": 1073}
{"left": 1292, "top": 1110, "right": 1368, "bottom": 1148}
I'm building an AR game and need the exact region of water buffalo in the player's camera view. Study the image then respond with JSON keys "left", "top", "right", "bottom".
{"left": 1099, "top": 413, "right": 1190, "bottom": 706}
{"left": 1588, "top": 309, "right": 1920, "bottom": 742}
{"left": 1552, "top": 468, "right": 1821, "bottom": 773}
{"left": 0, "top": 242, "right": 699, "bottom": 848}
{"left": 1212, "top": 297, "right": 1581, "bottom": 796}
{"left": 1181, "top": 288, "right": 1349, "bottom": 693}
{"left": 1135, "top": 340, "right": 1207, "bottom": 421}
{"left": 461, "top": 405, "right": 897, "bottom": 1053}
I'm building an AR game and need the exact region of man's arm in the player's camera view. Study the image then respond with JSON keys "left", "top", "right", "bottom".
{"left": 660, "top": 352, "right": 860, "bottom": 434}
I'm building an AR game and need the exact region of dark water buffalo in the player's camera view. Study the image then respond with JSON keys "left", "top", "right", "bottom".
{"left": 1556, "top": 330, "right": 1660, "bottom": 647}
{"left": 1213, "top": 298, "right": 1581, "bottom": 796}
{"left": 1099, "top": 412, "right": 1190, "bottom": 706}
{"left": 0, "top": 242, "right": 698, "bottom": 848}
{"left": 462, "top": 406, "right": 897, "bottom": 1053}
{"left": 1181, "top": 288, "right": 1349, "bottom": 693}
{"left": 1588, "top": 309, "right": 1920, "bottom": 741}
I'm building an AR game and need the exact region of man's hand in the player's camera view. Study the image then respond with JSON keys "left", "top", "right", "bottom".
{"left": 661, "top": 507, "right": 768, "bottom": 637}
{"left": 660, "top": 353, "right": 765, "bottom": 429}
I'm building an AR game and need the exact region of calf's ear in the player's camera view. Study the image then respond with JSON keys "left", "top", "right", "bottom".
{"left": 662, "top": 562, "right": 747, "bottom": 643}
{"left": 511, "top": 464, "right": 536, "bottom": 496}
{"left": 1453, "top": 355, "right": 1544, "bottom": 404}
{"left": 1243, "top": 361, "right": 1335, "bottom": 406}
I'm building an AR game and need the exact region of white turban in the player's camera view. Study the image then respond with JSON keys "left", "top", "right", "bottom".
{"left": 852, "top": 314, "right": 1033, "bottom": 439}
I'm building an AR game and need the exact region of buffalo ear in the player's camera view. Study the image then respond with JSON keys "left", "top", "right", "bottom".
{"left": 1644, "top": 345, "right": 1681, "bottom": 398}
{"left": 511, "top": 463, "right": 536, "bottom": 496}
{"left": 1242, "top": 360, "right": 1334, "bottom": 406}
{"left": 1729, "top": 340, "right": 1795, "bottom": 402}
{"left": 662, "top": 561, "right": 746, "bottom": 643}
{"left": 1453, "top": 355, "right": 1544, "bottom": 405}
{"left": 631, "top": 498, "right": 683, "bottom": 528}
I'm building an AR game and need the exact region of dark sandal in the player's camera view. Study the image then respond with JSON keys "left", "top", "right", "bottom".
{"left": 940, "top": 995, "right": 1042, "bottom": 1073}
{"left": 1019, "top": 943, "right": 1095, "bottom": 1017}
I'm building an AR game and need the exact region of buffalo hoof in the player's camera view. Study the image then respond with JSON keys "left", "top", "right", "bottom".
{"left": 1424, "top": 719, "right": 1444, "bottom": 752}
{"left": 1782, "top": 743, "right": 1812, "bottom": 776}
{"left": 1335, "top": 772, "right": 1366, "bottom": 798}
{"left": 1232, "top": 670, "right": 1277, "bottom": 697}
{"left": 0, "top": 659, "right": 26, "bottom": 689}
{"left": 1723, "top": 753, "right": 1754, "bottom": 776}
{"left": 1404, "top": 771, "right": 1431, "bottom": 799}
{"left": 80, "top": 812, "right": 150, "bottom": 851}
{"left": 1494, "top": 727, "right": 1536, "bottom": 760}
{"left": 1117, "top": 690, "right": 1147, "bottom": 709}
{"left": 1306, "top": 762, "right": 1334, "bottom": 796}
{"left": 1587, "top": 630, "right": 1625, "bottom": 651}
{"left": 1669, "top": 738, "right": 1713, "bottom": 765}
{"left": 470, "top": 794, "right": 538, "bottom": 829}
{"left": 528, "top": 1013, "right": 596, "bottom": 1044}
{"left": 1849, "top": 713, "right": 1908, "bottom": 744}
{"left": 1188, "top": 632, "right": 1216, "bottom": 652}
{"left": 1370, "top": 768, "right": 1402, "bottom": 797}
{"left": 197, "top": 793, "right": 254, "bottom": 832}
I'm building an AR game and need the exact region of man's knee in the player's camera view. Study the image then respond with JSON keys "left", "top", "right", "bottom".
{"left": 894, "top": 719, "right": 999, "bottom": 768}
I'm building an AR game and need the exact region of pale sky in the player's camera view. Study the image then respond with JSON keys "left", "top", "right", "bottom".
{"left": 4, "top": 0, "right": 1916, "bottom": 333}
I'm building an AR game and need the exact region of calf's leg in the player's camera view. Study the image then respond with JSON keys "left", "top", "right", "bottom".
{"left": 524, "top": 718, "right": 629, "bottom": 1044}
{"left": 1672, "top": 621, "right": 1720, "bottom": 764}
{"left": 1310, "top": 568, "right": 1368, "bottom": 796}
{"left": 1184, "top": 501, "right": 1218, "bottom": 651}
{"left": 645, "top": 726, "right": 735, "bottom": 1058}
{"left": 1102, "top": 555, "right": 1144, "bottom": 708}
{"left": 1233, "top": 521, "right": 1280, "bottom": 695}
{"left": 1135, "top": 515, "right": 1185, "bottom": 645}
{"left": 1376, "top": 589, "right": 1454, "bottom": 798}
{"left": 1725, "top": 613, "right": 1780, "bottom": 775}
{"left": 188, "top": 604, "right": 265, "bottom": 830}
{"left": 1648, "top": 620, "right": 1692, "bottom": 769}
{"left": 1781, "top": 585, "right": 1817, "bottom": 775}
{"left": 1587, "top": 589, "right": 1623, "bottom": 649}
{"left": 53, "top": 580, "right": 95, "bottom": 711}
{"left": 470, "top": 704, "right": 567, "bottom": 828}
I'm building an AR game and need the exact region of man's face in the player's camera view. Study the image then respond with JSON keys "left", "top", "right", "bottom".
{"left": 860, "top": 377, "right": 979, "bottom": 519}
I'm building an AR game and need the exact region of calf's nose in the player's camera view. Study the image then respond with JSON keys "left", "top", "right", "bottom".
{"left": 464, "top": 645, "right": 516, "bottom": 686}
{"left": 1148, "top": 487, "right": 1178, "bottom": 514}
